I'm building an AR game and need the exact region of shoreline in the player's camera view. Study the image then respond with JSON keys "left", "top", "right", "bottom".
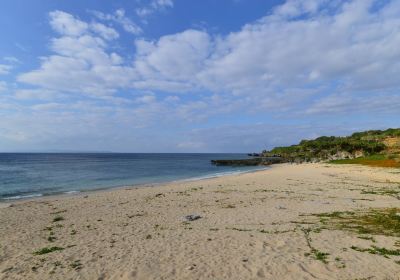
{"left": 1, "top": 163, "right": 399, "bottom": 279}
{"left": 0, "top": 165, "right": 272, "bottom": 206}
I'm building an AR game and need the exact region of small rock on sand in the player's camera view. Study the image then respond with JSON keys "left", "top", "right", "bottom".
{"left": 183, "top": 214, "right": 202, "bottom": 221}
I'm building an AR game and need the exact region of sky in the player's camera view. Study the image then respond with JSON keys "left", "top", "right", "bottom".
{"left": 0, "top": 0, "right": 400, "bottom": 153}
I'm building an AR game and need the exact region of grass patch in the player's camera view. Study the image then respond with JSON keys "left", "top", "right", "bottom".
{"left": 311, "top": 208, "right": 400, "bottom": 237}
{"left": 69, "top": 260, "right": 82, "bottom": 270}
{"left": 222, "top": 204, "right": 236, "bottom": 209}
{"left": 313, "top": 250, "right": 329, "bottom": 263}
{"left": 314, "top": 211, "right": 354, "bottom": 218}
{"left": 50, "top": 210, "right": 67, "bottom": 215}
{"left": 330, "top": 154, "right": 400, "bottom": 168}
{"left": 226, "top": 227, "right": 252, "bottom": 232}
{"left": 357, "top": 236, "right": 376, "bottom": 242}
{"left": 33, "top": 246, "right": 64, "bottom": 255}
{"left": 47, "top": 236, "right": 56, "bottom": 242}
{"left": 52, "top": 216, "right": 64, "bottom": 222}
{"left": 351, "top": 245, "right": 400, "bottom": 257}
{"left": 361, "top": 188, "right": 400, "bottom": 199}
{"left": 302, "top": 227, "right": 330, "bottom": 264}
{"left": 334, "top": 257, "right": 346, "bottom": 268}
{"left": 189, "top": 187, "right": 203, "bottom": 192}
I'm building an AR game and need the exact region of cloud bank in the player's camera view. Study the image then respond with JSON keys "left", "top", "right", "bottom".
{"left": 3, "top": 0, "right": 400, "bottom": 152}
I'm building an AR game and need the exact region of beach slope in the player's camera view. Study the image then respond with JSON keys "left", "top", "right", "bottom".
{"left": 1, "top": 163, "right": 400, "bottom": 279}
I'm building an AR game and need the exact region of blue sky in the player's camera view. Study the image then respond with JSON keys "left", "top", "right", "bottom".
{"left": 0, "top": 0, "right": 400, "bottom": 152}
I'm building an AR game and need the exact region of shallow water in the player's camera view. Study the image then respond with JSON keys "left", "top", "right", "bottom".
{"left": 0, "top": 153, "right": 266, "bottom": 200}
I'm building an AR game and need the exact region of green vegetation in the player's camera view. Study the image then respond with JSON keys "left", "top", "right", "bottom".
{"left": 52, "top": 216, "right": 64, "bottom": 222}
{"left": 33, "top": 246, "right": 64, "bottom": 255}
{"left": 360, "top": 187, "right": 400, "bottom": 198}
{"left": 262, "top": 128, "right": 400, "bottom": 165}
{"left": 312, "top": 208, "right": 400, "bottom": 237}
{"left": 357, "top": 236, "right": 376, "bottom": 242}
{"left": 330, "top": 154, "right": 400, "bottom": 168}
{"left": 314, "top": 211, "right": 354, "bottom": 218}
{"left": 222, "top": 204, "right": 236, "bottom": 209}
{"left": 331, "top": 154, "right": 385, "bottom": 163}
{"left": 47, "top": 236, "right": 56, "bottom": 242}
{"left": 313, "top": 250, "right": 330, "bottom": 263}
{"left": 50, "top": 209, "right": 67, "bottom": 215}
{"left": 302, "top": 227, "right": 330, "bottom": 264}
{"left": 69, "top": 260, "right": 82, "bottom": 270}
{"left": 351, "top": 128, "right": 400, "bottom": 139}
{"left": 226, "top": 227, "right": 252, "bottom": 232}
{"left": 351, "top": 245, "right": 400, "bottom": 257}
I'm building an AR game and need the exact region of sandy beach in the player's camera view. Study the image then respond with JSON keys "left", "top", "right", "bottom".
{"left": 1, "top": 163, "right": 400, "bottom": 280}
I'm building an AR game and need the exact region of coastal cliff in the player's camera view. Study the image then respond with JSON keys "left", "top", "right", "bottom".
{"left": 262, "top": 128, "right": 400, "bottom": 166}
{"left": 212, "top": 128, "right": 400, "bottom": 167}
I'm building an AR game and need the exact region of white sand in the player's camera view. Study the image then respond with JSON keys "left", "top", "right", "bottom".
{"left": 1, "top": 163, "right": 400, "bottom": 280}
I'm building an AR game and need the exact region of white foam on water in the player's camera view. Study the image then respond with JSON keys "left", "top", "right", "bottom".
{"left": 178, "top": 167, "right": 270, "bottom": 182}
{"left": 2, "top": 193, "right": 43, "bottom": 200}
{"left": 0, "top": 166, "right": 270, "bottom": 200}
{"left": 64, "top": 190, "right": 80, "bottom": 194}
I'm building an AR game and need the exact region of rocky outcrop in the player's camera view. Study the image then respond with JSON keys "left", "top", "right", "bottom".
{"left": 211, "top": 157, "right": 285, "bottom": 166}
{"left": 327, "top": 151, "right": 354, "bottom": 161}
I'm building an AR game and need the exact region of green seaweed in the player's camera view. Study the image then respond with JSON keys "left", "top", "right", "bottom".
{"left": 33, "top": 246, "right": 64, "bottom": 255}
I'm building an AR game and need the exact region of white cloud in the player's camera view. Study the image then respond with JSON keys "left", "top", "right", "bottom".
{"left": 90, "top": 22, "right": 119, "bottom": 40}
{"left": 134, "top": 30, "right": 211, "bottom": 88}
{"left": 306, "top": 92, "right": 400, "bottom": 115}
{"left": 3, "top": 56, "right": 21, "bottom": 64}
{"left": 1, "top": 130, "right": 28, "bottom": 142}
{"left": 49, "top": 10, "right": 89, "bottom": 37}
{"left": 152, "top": 0, "right": 174, "bottom": 9}
{"left": 135, "top": 8, "right": 152, "bottom": 18}
{"left": 174, "top": 122, "right": 369, "bottom": 152}
{"left": 18, "top": 53, "right": 135, "bottom": 97}
{"left": 18, "top": 11, "right": 136, "bottom": 97}
{"left": 14, "top": 89, "right": 63, "bottom": 100}
{"left": 0, "top": 81, "right": 7, "bottom": 92}
{"left": 17, "top": 1, "right": 400, "bottom": 118}
{"left": 177, "top": 141, "right": 205, "bottom": 150}
{"left": 135, "top": 94, "right": 156, "bottom": 104}
{"left": 273, "top": 0, "right": 328, "bottom": 18}
{"left": 92, "top": 9, "right": 142, "bottom": 35}
{"left": 0, "top": 64, "right": 12, "bottom": 75}
{"left": 31, "top": 102, "right": 64, "bottom": 111}
{"left": 5, "top": 0, "right": 400, "bottom": 152}
{"left": 136, "top": 0, "right": 174, "bottom": 18}
{"left": 130, "top": 0, "right": 400, "bottom": 115}
{"left": 49, "top": 10, "right": 120, "bottom": 40}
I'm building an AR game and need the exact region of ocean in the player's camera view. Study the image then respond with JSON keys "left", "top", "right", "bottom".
{"left": 0, "top": 153, "right": 267, "bottom": 200}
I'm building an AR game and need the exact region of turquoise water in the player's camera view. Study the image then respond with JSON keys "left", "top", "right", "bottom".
{"left": 0, "top": 153, "right": 267, "bottom": 200}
